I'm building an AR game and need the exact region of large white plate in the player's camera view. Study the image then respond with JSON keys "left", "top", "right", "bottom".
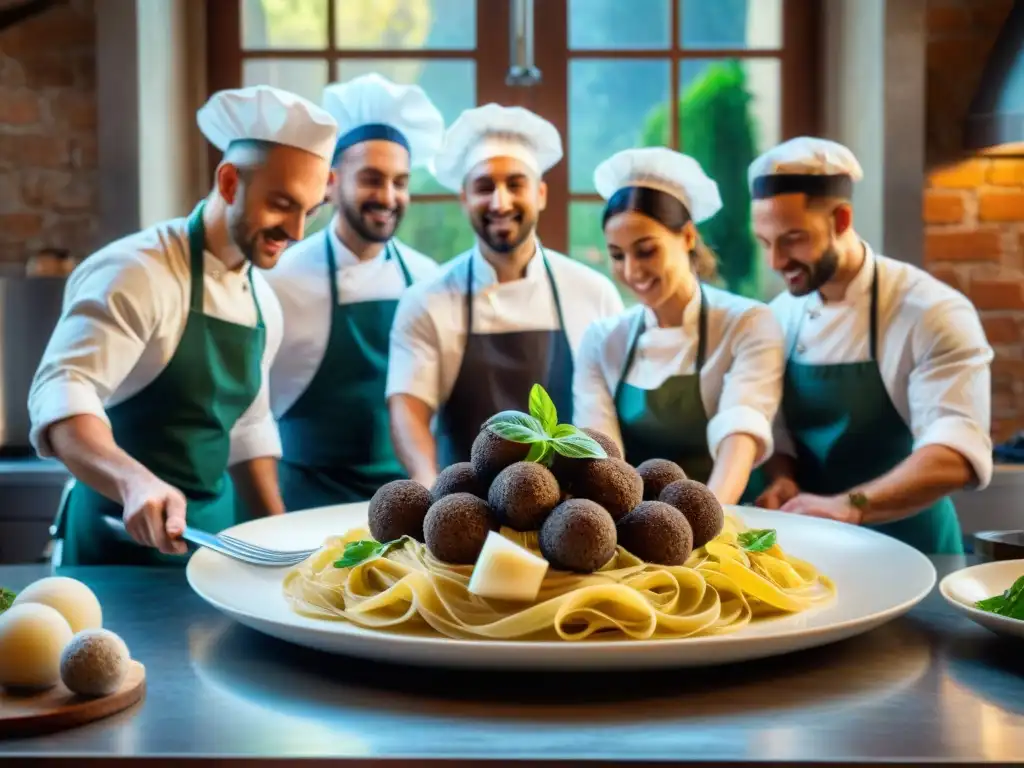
{"left": 939, "top": 559, "right": 1024, "bottom": 640}
{"left": 185, "top": 504, "right": 937, "bottom": 670}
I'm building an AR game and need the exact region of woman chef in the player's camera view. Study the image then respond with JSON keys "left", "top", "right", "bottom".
{"left": 572, "top": 147, "right": 785, "bottom": 505}
{"left": 29, "top": 85, "right": 338, "bottom": 565}
{"left": 267, "top": 73, "right": 445, "bottom": 509}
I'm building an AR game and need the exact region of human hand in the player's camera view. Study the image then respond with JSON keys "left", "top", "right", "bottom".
{"left": 121, "top": 475, "right": 188, "bottom": 555}
{"left": 753, "top": 477, "right": 800, "bottom": 509}
{"left": 780, "top": 493, "right": 862, "bottom": 525}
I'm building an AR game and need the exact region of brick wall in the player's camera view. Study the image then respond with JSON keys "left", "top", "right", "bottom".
{"left": 0, "top": 0, "right": 97, "bottom": 266}
{"left": 924, "top": 0, "right": 1023, "bottom": 442}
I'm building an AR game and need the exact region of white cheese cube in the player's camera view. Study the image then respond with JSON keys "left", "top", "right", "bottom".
{"left": 468, "top": 531, "right": 549, "bottom": 602}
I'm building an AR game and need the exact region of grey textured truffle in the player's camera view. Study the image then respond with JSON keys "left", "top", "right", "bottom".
{"left": 60, "top": 628, "right": 130, "bottom": 697}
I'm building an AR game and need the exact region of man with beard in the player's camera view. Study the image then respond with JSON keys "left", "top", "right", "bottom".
{"left": 746, "top": 136, "right": 993, "bottom": 555}
{"left": 266, "top": 74, "right": 444, "bottom": 508}
{"left": 29, "top": 85, "right": 338, "bottom": 565}
{"left": 386, "top": 103, "right": 624, "bottom": 487}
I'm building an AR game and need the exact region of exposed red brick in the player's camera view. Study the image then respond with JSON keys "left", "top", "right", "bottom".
{"left": 928, "top": 265, "right": 968, "bottom": 294}
{"left": 928, "top": 159, "right": 989, "bottom": 189}
{"left": 0, "top": 213, "right": 43, "bottom": 240}
{"left": 992, "top": 418, "right": 1020, "bottom": 444}
{"left": 927, "top": 5, "right": 972, "bottom": 33}
{"left": 981, "top": 316, "right": 1021, "bottom": 345}
{"left": 0, "top": 135, "right": 72, "bottom": 169}
{"left": 970, "top": 279, "right": 1024, "bottom": 310}
{"left": 979, "top": 191, "right": 1024, "bottom": 222}
{"left": 0, "top": 89, "right": 40, "bottom": 125}
{"left": 988, "top": 159, "right": 1024, "bottom": 186}
{"left": 21, "top": 171, "right": 95, "bottom": 212}
{"left": 51, "top": 92, "right": 96, "bottom": 131}
{"left": 924, "top": 230, "right": 1003, "bottom": 262}
{"left": 923, "top": 191, "right": 966, "bottom": 224}
{"left": 17, "top": 54, "right": 76, "bottom": 89}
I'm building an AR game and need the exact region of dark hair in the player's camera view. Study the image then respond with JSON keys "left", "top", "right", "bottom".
{"left": 601, "top": 186, "right": 719, "bottom": 281}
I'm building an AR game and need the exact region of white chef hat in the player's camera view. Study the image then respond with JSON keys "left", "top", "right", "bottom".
{"left": 429, "top": 103, "right": 563, "bottom": 191}
{"left": 197, "top": 85, "right": 339, "bottom": 163}
{"left": 748, "top": 136, "right": 864, "bottom": 200}
{"left": 320, "top": 73, "right": 446, "bottom": 169}
{"left": 593, "top": 147, "right": 722, "bottom": 223}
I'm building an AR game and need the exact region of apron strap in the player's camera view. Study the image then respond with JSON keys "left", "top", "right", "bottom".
{"left": 323, "top": 230, "right": 340, "bottom": 307}
{"left": 465, "top": 254, "right": 476, "bottom": 336}
{"left": 387, "top": 241, "right": 414, "bottom": 287}
{"left": 186, "top": 202, "right": 207, "bottom": 314}
{"left": 615, "top": 284, "right": 707, "bottom": 398}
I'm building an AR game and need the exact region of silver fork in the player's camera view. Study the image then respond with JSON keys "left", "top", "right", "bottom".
{"left": 102, "top": 516, "right": 316, "bottom": 567}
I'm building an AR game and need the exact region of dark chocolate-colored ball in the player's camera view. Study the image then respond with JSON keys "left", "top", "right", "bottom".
{"left": 538, "top": 499, "right": 618, "bottom": 573}
{"left": 368, "top": 479, "right": 432, "bottom": 543}
{"left": 616, "top": 501, "right": 694, "bottom": 565}
{"left": 423, "top": 493, "right": 498, "bottom": 565}
{"left": 659, "top": 479, "right": 725, "bottom": 549}
{"left": 570, "top": 458, "right": 643, "bottom": 520}
{"left": 430, "top": 462, "right": 485, "bottom": 503}
{"left": 550, "top": 428, "right": 622, "bottom": 486}
{"left": 470, "top": 428, "right": 531, "bottom": 485}
{"left": 487, "top": 461, "right": 561, "bottom": 531}
{"left": 636, "top": 458, "right": 688, "bottom": 501}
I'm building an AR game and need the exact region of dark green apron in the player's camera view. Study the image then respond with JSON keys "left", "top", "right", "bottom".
{"left": 277, "top": 234, "right": 413, "bottom": 508}
{"left": 435, "top": 247, "right": 575, "bottom": 467}
{"left": 613, "top": 285, "right": 714, "bottom": 483}
{"left": 58, "top": 201, "right": 267, "bottom": 566}
{"left": 749, "top": 264, "right": 963, "bottom": 554}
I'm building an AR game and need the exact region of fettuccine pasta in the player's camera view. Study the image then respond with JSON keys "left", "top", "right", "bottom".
{"left": 282, "top": 514, "right": 835, "bottom": 641}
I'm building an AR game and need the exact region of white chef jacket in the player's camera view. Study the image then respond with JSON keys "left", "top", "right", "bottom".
{"left": 28, "top": 217, "right": 284, "bottom": 466}
{"left": 386, "top": 243, "right": 626, "bottom": 410}
{"left": 266, "top": 216, "right": 440, "bottom": 416}
{"left": 770, "top": 243, "right": 995, "bottom": 489}
{"left": 573, "top": 285, "right": 785, "bottom": 465}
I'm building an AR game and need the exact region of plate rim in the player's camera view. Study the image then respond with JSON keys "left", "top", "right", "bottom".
{"left": 185, "top": 505, "right": 939, "bottom": 651}
{"left": 938, "top": 558, "right": 1024, "bottom": 632}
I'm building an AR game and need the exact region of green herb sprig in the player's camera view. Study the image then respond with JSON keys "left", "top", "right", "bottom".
{"left": 974, "top": 574, "right": 1024, "bottom": 620}
{"left": 333, "top": 537, "right": 408, "bottom": 569}
{"left": 483, "top": 383, "right": 607, "bottom": 466}
{"left": 738, "top": 529, "right": 777, "bottom": 552}
{"left": 0, "top": 587, "right": 15, "bottom": 614}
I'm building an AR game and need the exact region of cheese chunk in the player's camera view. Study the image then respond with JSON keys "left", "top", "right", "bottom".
{"left": 14, "top": 576, "right": 102, "bottom": 634}
{"left": 468, "top": 531, "right": 549, "bottom": 602}
{"left": 0, "top": 603, "right": 74, "bottom": 690}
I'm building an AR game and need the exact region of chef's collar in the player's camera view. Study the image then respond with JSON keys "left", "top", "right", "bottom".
{"left": 641, "top": 282, "right": 702, "bottom": 332}
{"left": 202, "top": 247, "right": 252, "bottom": 279}
{"left": 470, "top": 240, "right": 545, "bottom": 291}
{"left": 806, "top": 241, "right": 875, "bottom": 309}
{"left": 326, "top": 212, "right": 391, "bottom": 268}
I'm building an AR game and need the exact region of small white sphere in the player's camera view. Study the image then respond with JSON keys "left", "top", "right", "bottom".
{"left": 13, "top": 576, "right": 102, "bottom": 634}
{"left": 0, "top": 603, "right": 74, "bottom": 690}
{"left": 60, "top": 628, "right": 131, "bottom": 697}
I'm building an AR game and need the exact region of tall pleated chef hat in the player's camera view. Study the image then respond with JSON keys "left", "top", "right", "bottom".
{"left": 747, "top": 136, "right": 864, "bottom": 200}
{"left": 429, "top": 103, "right": 563, "bottom": 192}
{"left": 321, "top": 73, "right": 446, "bottom": 169}
{"left": 197, "top": 84, "right": 339, "bottom": 163}
{"left": 593, "top": 146, "right": 723, "bottom": 223}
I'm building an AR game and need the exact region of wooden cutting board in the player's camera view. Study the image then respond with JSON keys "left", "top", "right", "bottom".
{"left": 0, "top": 660, "right": 145, "bottom": 739}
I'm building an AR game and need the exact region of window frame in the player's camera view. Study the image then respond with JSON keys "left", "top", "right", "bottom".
{"left": 205, "top": 0, "right": 822, "bottom": 254}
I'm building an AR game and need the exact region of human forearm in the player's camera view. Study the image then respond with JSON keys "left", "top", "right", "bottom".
{"left": 707, "top": 433, "right": 758, "bottom": 505}
{"left": 388, "top": 394, "right": 438, "bottom": 487}
{"left": 47, "top": 414, "right": 155, "bottom": 504}
{"left": 230, "top": 456, "right": 285, "bottom": 517}
{"left": 845, "top": 445, "right": 976, "bottom": 524}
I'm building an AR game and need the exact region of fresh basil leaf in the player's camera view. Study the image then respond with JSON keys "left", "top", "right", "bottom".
{"left": 487, "top": 412, "right": 548, "bottom": 444}
{"left": 552, "top": 423, "right": 578, "bottom": 439}
{"left": 0, "top": 587, "right": 14, "bottom": 614}
{"left": 738, "top": 529, "right": 777, "bottom": 552}
{"left": 551, "top": 430, "right": 608, "bottom": 459}
{"left": 525, "top": 440, "right": 550, "bottom": 463}
{"left": 483, "top": 409, "right": 531, "bottom": 429}
{"left": 975, "top": 575, "right": 1024, "bottom": 619}
{"left": 529, "top": 384, "right": 558, "bottom": 434}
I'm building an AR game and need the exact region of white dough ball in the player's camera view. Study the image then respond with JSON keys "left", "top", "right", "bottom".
{"left": 0, "top": 603, "right": 74, "bottom": 690}
{"left": 60, "top": 628, "right": 131, "bottom": 697}
{"left": 13, "top": 576, "right": 102, "bottom": 634}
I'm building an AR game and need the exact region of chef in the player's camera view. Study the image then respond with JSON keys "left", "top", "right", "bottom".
{"left": 29, "top": 85, "right": 338, "bottom": 565}
{"left": 748, "top": 136, "right": 994, "bottom": 554}
{"left": 266, "top": 74, "right": 445, "bottom": 509}
{"left": 386, "top": 103, "right": 624, "bottom": 486}
{"left": 573, "top": 147, "right": 784, "bottom": 504}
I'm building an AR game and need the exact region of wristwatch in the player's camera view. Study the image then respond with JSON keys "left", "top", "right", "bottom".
{"left": 847, "top": 491, "right": 869, "bottom": 522}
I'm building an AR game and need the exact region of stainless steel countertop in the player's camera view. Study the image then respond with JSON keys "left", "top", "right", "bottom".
{"left": 0, "top": 557, "right": 1022, "bottom": 766}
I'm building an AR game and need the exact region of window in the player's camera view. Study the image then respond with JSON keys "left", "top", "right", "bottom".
{"left": 207, "top": 0, "right": 820, "bottom": 300}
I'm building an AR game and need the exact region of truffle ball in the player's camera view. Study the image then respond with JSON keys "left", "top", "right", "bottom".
{"left": 539, "top": 499, "right": 618, "bottom": 573}
{"left": 423, "top": 493, "right": 498, "bottom": 564}
{"left": 470, "top": 428, "right": 531, "bottom": 485}
{"left": 617, "top": 501, "right": 694, "bottom": 565}
{"left": 13, "top": 576, "right": 102, "bottom": 634}
{"left": 581, "top": 428, "right": 623, "bottom": 460}
{"left": 570, "top": 458, "right": 643, "bottom": 520}
{"left": 550, "top": 427, "right": 623, "bottom": 485}
{"left": 430, "top": 462, "right": 485, "bottom": 503}
{"left": 636, "top": 459, "right": 688, "bottom": 501}
{"left": 659, "top": 479, "right": 725, "bottom": 549}
{"left": 0, "top": 603, "right": 73, "bottom": 690}
{"left": 60, "top": 628, "right": 131, "bottom": 697}
{"left": 368, "top": 479, "right": 432, "bottom": 543}
{"left": 487, "top": 462, "right": 561, "bottom": 531}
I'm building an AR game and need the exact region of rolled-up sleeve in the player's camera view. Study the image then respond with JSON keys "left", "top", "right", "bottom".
{"left": 706, "top": 305, "right": 785, "bottom": 466}
{"left": 386, "top": 286, "right": 443, "bottom": 410}
{"left": 28, "top": 253, "right": 161, "bottom": 457}
{"left": 908, "top": 298, "right": 994, "bottom": 489}
{"left": 571, "top": 320, "right": 624, "bottom": 453}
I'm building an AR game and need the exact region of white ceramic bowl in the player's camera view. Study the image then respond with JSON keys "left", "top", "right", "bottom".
{"left": 939, "top": 559, "right": 1024, "bottom": 640}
